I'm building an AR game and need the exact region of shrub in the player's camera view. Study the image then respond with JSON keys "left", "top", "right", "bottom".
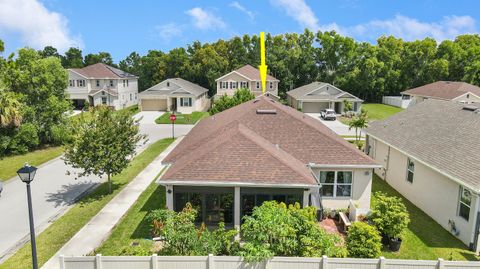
{"left": 347, "top": 222, "right": 382, "bottom": 258}
{"left": 209, "top": 88, "right": 255, "bottom": 115}
{"left": 370, "top": 192, "right": 410, "bottom": 239}
{"left": 119, "top": 239, "right": 154, "bottom": 256}
{"left": 9, "top": 123, "right": 39, "bottom": 154}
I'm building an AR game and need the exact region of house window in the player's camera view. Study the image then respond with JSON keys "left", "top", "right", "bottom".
{"left": 320, "top": 171, "right": 353, "bottom": 198}
{"left": 101, "top": 97, "right": 107, "bottom": 105}
{"left": 167, "top": 81, "right": 170, "bottom": 87}
{"left": 69, "top": 80, "right": 74, "bottom": 87}
{"left": 127, "top": 80, "right": 129, "bottom": 87}
{"left": 96, "top": 80, "right": 100, "bottom": 87}
{"left": 77, "top": 80, "right": 85, "bottom": 87}
{"left": 102, "top": 91, "right": 106, "bottom": 96}
{"left": 256, "top": 82, "right": 260, "bottom": 89}
{"left": 109, "top": 80, "right": 114, "bottom": 87}
{"left": 180, "top": 97, "right": 192, "bottom": 107}
{"left": 458, "top": 186, "right": 472, "bottom": 221}
{"left": 269, "top": 82, "right": 273, "bottom": 89}
{"left": 406, "top": 158, "right": 414, "bottom": 183}
{"left": 240, "top": 81, "right": 248, "bottom": 88}
{"left": 130, "top": 93, "right": 132, "bottom": 101}
{"left": 230, "top": 81, "right": 237, "bottom": 89}
{"left": 135, "top": 93, "right": 138, "bottom": 100}
{"left": 123, "top": 80, "right": 126, "bottom": 87}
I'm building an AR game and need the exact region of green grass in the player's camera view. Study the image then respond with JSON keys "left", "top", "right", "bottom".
{"left": 0, "top": 138, "right": 174, "bottom": 269}
{"left": 71, "top": 105, "right": 139, "bottom": 122}
{"left": 95, "top": 180, "right": 166, "bottom": 255}
{"left": 371, "top": 175, "right": 479, "bottom": 261}
{"left": 339, "top": 103, "right": 403, "bottom": 125}
{"left": 0, "top": 146, "right": 63, "bottom": 181}
{"left": 155, "top": 111, "right": 209, "bottom": 124}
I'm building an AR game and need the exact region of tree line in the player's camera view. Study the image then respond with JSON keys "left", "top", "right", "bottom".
{"left": 36, "top": 29, "right": 480, "bottom": 101}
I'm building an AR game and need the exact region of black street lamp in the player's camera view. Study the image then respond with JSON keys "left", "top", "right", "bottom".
{"left": 17, "top": 164, "right": 38, "bottom": 269}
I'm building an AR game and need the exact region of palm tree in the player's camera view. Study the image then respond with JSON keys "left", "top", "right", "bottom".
{"left": 348, "top": 110, "right": 369, "bottom": 146}
{"left": 0, "top": 88, "right": 22, "bottom": 127}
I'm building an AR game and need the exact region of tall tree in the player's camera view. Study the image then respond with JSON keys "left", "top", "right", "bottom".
{"left": 62, "top": 47, "right": 84, "bottom": 68}
{"left": 38, "top": 46, "right": 61, "bottom": 59}
{"left": 64, "top": 106, "right": 146, "bottom": 193}
{"left": 84, "top": 52, "right": 115, "bottom": 66}
{"left": 0, "top": 87, "right": 22, "bottom": 127}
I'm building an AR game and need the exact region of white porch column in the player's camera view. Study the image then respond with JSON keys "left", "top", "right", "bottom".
{"left": 234, "top": 187, "right": 241, "bottom": 231}
{"left": 303, "top": 189, "right": 310, "bottom": 208}
{"left": 166, "top": 98, "right": 171, "bottom": 112}
{"left": 166, "top": 185, "right": 174, "bottom": 210}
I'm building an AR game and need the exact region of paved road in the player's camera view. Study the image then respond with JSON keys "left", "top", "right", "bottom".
{"left": 0, "top": 111, "right": 194, "bottom": 262}
{"left": 305, "top": 113, "right": 363, "bottom": 138}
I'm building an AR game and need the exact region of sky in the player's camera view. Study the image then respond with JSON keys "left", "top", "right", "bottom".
{"left": 0, "top": 0, "right": 479, "bottom": 62}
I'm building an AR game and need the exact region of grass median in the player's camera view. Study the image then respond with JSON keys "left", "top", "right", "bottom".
{"left": 155, "top": 111, "right": 209, "bottom": 124}
{"left": 0, "top": 138, "right": 174, "bottom": 269}
{"left": 0, "top": 146, "right": 63, "bottom": 182}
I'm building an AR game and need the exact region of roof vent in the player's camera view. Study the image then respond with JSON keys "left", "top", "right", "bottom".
{"left": 256, "top": 109, "right": 277, "bottom": 114}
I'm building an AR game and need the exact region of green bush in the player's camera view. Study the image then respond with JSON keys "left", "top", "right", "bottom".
{"left": 0, "top": 123, "right": 40, "bottom": 155}
{"left": 119, "top": 240, "right": 154, "bottom": 256}
{"left": 347, "top": 222, "right": 382, "bottom": 258}
{"left": 240, "top": 201, "right": 346, "bottom": 261}
{"left": 370, "top": 192, "right": 410, "bottom": 239}
{"left": 209, "top": 88, "right": 255, "bottom": 115}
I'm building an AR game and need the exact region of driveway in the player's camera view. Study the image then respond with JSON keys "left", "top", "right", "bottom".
{"left": 306, "top": 113, "right": 361, "bottom": 138}
{"left": 0, "top": 111, "right": 194, "bottom": 263}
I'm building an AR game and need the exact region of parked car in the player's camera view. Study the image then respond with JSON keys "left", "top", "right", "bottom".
{"left": 322, "top": 109, "right": 337, "bottom": 120}
{"left": 320, "top": 109, "right": 326, "bottom": 118}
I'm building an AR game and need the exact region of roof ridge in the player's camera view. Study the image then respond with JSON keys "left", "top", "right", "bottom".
{"left": 238, "top": 124, "right": 316, "bottom": 183}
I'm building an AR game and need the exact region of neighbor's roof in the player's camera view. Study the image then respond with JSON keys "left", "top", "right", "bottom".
{"left": 287, "top": 82, "right": 362, "bottom": 101}
{"left": 159, "top": 96, "right": 377, "bottom": 186}
{"left": 70, "top": 63, "right": 137, "bottom": 79}
{"left": 216, "top": 64, "right": 279, "bottom": 81}
{"left": 139, "top": 78, "right": 208, "bottom": 97}
{"left": 366, "top": 100, "right": 480, "bottom": 192}
{"left": 401, "top": 81, "right": 480, "bottom": 100}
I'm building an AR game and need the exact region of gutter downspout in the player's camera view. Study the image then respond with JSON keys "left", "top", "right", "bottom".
{"left": 384, "top": 146, "right": 391, "bottom": 183}
{"left": 471, "top": 194, "right": 480, "bottom": 254}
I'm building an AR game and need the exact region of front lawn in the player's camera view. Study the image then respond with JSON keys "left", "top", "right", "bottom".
{"left": 0, "top": 138, "right": 174, "bottom": 269}
{"left": 0, "top": 146, "right": 63, "bottom": 181}
{"left": 339, "top": 103, "right": 403, "bottom": 125}
{"left": 155, "top": 112, "right": 209, "bottom": 124}
{"left": 371, "top": 175, "right": 479, "bottom": 261}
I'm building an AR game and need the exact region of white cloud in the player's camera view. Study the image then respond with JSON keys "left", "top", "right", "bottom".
{"left": 324, "top": 15, "right": 477, "bottom": 41}
{"left": 230, "top": 1, "right": 255, "bottom": 20}
{"left": 0, "top": 0, "right": 82, "bottom": 52}
{"left": 186, "top": 7, "right": 226, "bottom": 30}
{"left": 270, "top": 0, "right": 319, "bottom": 30}
{"left": 155, "top": 23, "right": 183, "bottom": 41}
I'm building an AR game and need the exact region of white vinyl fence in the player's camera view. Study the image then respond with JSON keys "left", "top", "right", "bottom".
{"left": 60, "top": 254, "right": 480, "bottom": 269}
{"left": 382, "top": 96, "right": 411, "bottom": 109}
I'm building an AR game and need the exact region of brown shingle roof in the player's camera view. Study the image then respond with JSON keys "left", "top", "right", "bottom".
{"left": 366, "top": 100, "right": 480, "bottom": 192}
{"left": 70, "top": 63, "right": 137, "bottom": 79}
{"left": 234, "top": 64, "right": 278, "bottom": 81}
{"left": 160, "top": 96, "right": 377, "bottom": 186}
{"left": 401, "top": 81, "right": 480, "bottom": 100}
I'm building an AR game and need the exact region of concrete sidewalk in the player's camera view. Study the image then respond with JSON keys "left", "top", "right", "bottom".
{"left": 41, "top": 137, "right": 183, "bottom": 269}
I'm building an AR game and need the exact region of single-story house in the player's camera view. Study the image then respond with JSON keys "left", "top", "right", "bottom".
{"left": 215, "top": 64, "right": 280, "bottom": 98}
{"left": 401, "top": 81, "right": 480, "bottom": 106}
{"left": 365, "top": 100, "right": 480, "bottom": 253}
{"left": 286, "top": 82, "right": 363, "bottom": 113}
{"left": 157, "top": 96, "right": 379, "bottom": 229}
{"left": 139, "top": 78, "right": 210, "bottom": 113}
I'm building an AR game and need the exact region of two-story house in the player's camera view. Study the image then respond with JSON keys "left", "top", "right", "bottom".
{"left": 66, "top": 63, "right": 139, "bottom": 110}
{"left": 215, "top": 64, "right": 279, "bottom": 98}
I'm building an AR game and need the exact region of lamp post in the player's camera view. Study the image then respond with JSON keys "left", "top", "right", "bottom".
{"left": 17, "top": 164, "right": 38, "bottom": 269}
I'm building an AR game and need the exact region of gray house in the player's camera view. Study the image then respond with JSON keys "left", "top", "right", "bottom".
{"left": 139, "top": 78, "right": 210, "bottom": 113}
{"left": 287, "top": 82, "right": 363, "bottom": 113}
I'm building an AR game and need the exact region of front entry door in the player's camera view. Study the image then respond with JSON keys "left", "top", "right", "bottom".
{"left": 171, "top": 98, "right": 177, "bottom": 112}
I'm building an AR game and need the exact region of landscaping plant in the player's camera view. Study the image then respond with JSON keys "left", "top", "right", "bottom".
{"left": 347, "top": 222, "right": 382, "bottom": 258}
{"left": 209, "top": 88, "right": 255, "bottom": 115}
{"left": 370, "top": 192, "right": 410, "bottom": 250}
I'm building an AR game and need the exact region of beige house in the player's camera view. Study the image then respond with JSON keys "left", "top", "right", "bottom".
{"left": 365, "top": 100, "right": 480, "bottom": 253}
{"left": 157, "top": 96, "right": 379, "bottom": 229}
{"left": 139, "top": 78, "right": 210, "bottom": 113}
{"left": 67, "top": 63, "right": 139, "bottom": 110}
{"left": 401, "top": 81, "right": 480, "bottom": 106}
{"left": 287, "top": 82, "right": 363, "bottom": 113}
{"left": 215, "top": 65, "right": 279, "bottom": 97}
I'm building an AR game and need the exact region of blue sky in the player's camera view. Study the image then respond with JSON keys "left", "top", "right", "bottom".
{"left": 0, "top": 0, "right": 479, "bottom": 62}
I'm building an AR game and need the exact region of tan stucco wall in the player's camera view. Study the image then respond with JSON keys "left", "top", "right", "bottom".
{"left": 311, "top": 168, "right": 373, "bottom": 210}
{"left": 369, "top": 137, "right": 478, "bottom": 247}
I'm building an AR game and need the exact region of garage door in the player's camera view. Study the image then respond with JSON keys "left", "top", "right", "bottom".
{"left": 141, "top": 99, "right": 167, "bottom": 111}
{"left": 302, "top": 102, "right": 329, "bottom": 113}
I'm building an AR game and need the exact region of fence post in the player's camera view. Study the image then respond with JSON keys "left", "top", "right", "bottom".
{"left": 151, "top": 254, "right": 158, "bottom": 269}
{"left": 379, "top": 256, "right": 386, "bottom": 269}
{"left": 95, "top": 254, "right": 102, "bottom": 269}
{"left": 321, "top": 255, "right": 328, "bottom": 269}
{"left": 208, "top": 254, "right": 214, "bottom": 269}
{"left": 59, "top": 255, "right": 65, "bottom": 269}
{"left": 437, "top": 258, "right": 444, "bottom": 269}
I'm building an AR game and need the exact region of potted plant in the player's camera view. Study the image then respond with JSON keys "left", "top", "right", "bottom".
{"left": 370, "top": 192, "right": 410, "bottom": 251}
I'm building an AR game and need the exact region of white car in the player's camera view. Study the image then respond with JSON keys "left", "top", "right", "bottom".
{"left": 321, "top": 109, "right": 337, "bottom": 121}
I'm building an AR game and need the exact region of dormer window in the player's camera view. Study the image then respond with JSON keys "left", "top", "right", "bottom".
{"left": 109, "top": 80, "right": 114, "bottom": 87}
{"left": 256, "top": 82, "right": 260, "bottom": 89}
{"left": 96, "top": 80, "right": 100, "bottom": 87}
